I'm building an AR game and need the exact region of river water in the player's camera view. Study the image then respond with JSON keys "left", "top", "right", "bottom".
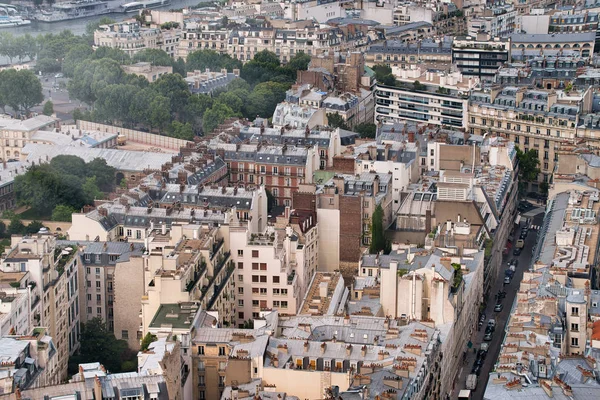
{"left": 9, "top": 0, "right": 208, "bottom": 36}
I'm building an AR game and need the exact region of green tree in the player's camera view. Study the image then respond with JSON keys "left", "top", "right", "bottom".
{"left": 0, "top": 69, "right": 44, "bottom": 114}
{"left": 369, "top": 205, "right": 388, "bottom": 254}
{"left": 25, "top": 221, "right": 44, "bottom": 235}
{"left": 140, "top": 332, "right": 157, "bottom": 351}
{"left": 245, "top": 81, "right": 289, "bottom": 118}
{"left": 52, "top": 205, "right": 77, "bottom": 222}
{"left": 94, "top": 84, "right": 140, "bottom": 125}
{"left": 372, "top": 64, "right": 396, "bottom": 86}
{"left": 354, "top": 122, "right": 376, "bottom": 138}
{"left": 75, "top": 318, "right": 130, "bottom": 373}
{"left": 62, "top": 44, "right": 94, "bottom": 77}
{"left": 85, "top": 158, "right": 116, "bottom": 192}
{"left": 216, "top": 91, "right": 246, "bottom": 114}
{"left": 539, "top": 181, "right": 549, "bottom": 196}
{"left": 91, "top": 46, "right": 129, "bottom": 64}
{"left": 148, "top": 95, "right": 171, "bottom": 131}
{"left": 285, "top": 51, "right": 311, "bottom": 73}
{"left": 82, "top": 177, "right": 103, "bottom": 204}
{"left": 202, "top": 102, "right": 235, "bottom": 134}
{"left": 0, "top": 33, "right": 19, "bottom": 64}
{"left": 7, "top": 215, "right": 25, "bottom": 235}
{"left": 327, "top": 113, "right": 349, "bottom": 130}
{"left": 151, "top": 73, "right": 190, "bottom": 116}
{"left": 42, "top": 100, "right": 54, "bottom": 116}
{"left": 85, "top": 17, "right": 116, "bottom": 37}
{"left": 516, "top": 147, "right": 541, "bottom": 190}
{"left": 185, "top": 50, "right": 242, "bottom": 73}
{"left": 68, "top": 58, "right": 124, "bottom": 104}
{"left": 132, "top": 48, "right": 173, "bottom": 67}
{"left": 168, "top": 121, "right": 195, "bottom": 140}
{"left": 50, "top": 155, "right": 87, "bottom": 178}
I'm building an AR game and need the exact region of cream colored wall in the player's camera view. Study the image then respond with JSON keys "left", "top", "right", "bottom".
{"left": 68, "top": 214, "right": 112, "bottom": 241}
{"left": 262, "top": 367, "right": 350, "bottom": 399}
{"left": 316, "top": 208, "right": 340, "bottom": 272}
{"left": 113, "top": 256, "right": 145, "bottom": 350}
{"left": 380, "top": 262, "right": 398, "bottom": 318}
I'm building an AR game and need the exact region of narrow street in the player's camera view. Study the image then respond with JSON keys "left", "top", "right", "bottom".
{"left": 451, "top": 208, "right": 545, "bottom": 399}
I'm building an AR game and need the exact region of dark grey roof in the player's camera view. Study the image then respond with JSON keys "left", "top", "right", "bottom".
{"left": 368, "top": 39, "right": 451, "bottom": 55}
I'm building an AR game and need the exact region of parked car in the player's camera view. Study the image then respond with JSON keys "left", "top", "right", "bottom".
{"left": 494, "top": 303, "right": 504, "bottom": 312}
{"left": 484, "top": 331, "right": 493, "bottom": 341}
{"left": 513, "top": 247, "right": 523, "bottom": 256}
{"left": 509, "top": 259, "right": 519, "bottom": 268}
{"left": 504, "top": 276, "right": 511, "bottom": 284}
{"left": 487, "top": 319, "right": 496, "bottom": 329}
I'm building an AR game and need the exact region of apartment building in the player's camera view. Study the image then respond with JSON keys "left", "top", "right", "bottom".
{"left": 395, "top": 135, "right": 518, "bottom": 293}
{"left": 365, "top": 38, "right": 453, "bottom": 68}
{"left": 0, "top": 115, "right": 58, "bottom": 162}
{"left": 484, "top": 190, "right": 600, "bottom": 399}
{"left": 466, "top": 5, "right": 517, "bottom": 37}
{"left": 229, "top": 208, "right": 318, "bottom": 326}
{"left": 0, "top": 161, "right": 21, "bottom": 212}
{"left": 0, "top": 287, "right": 30, "bottom": 336}
{"left": 177, "top": 21, "right": 229, "bottom": 60}
{"left": 76, "top": 241, "right": 144, "bottom": 333}
{"left": 509, "top": 32, "right": 595, "bottom": 59}
{"left": 214, "top": 143, "right": 318, "bottom": 207}
{"left": 68, "top": 198, "right": 230, "bottom": 242}
{"left": 1, "top": 234, "right": 80, "bottom": 382}
{"left": 468, "top": 86, "right": 593, "bottom": 186}
{"left": 0, "top": 328, "right": 58, "bottom": 392}
{"left": 550, "top": 11, "right": 599, "bottom": 34}
{"left": 184, "top": 69, "right": 240, "bottom": 95}
{"left": 17, "top": 361, "right": 172, "bottom": 399}
{"left": 452, "top": 34, "right": 510, "bottom": 81}
{"left": 293, "top": 172, "right": 393, "bottom": 273}
{"left": 374, "top": 69, "right": 472, "bottom": 128}
{"left": 200, "top": 311, "right": 444, "bottom": 400}
{"left": 94, "top": 21, "right": 181, "bottom": 57}
{"left": 366, "top": 245, "right": 484, "bottom": 399}
{"left": 139, "top": 223, "right": 236, "bottom": 347}
{"left": 351, "top": 140, "right": 420, "bottom": 205}
{"left": 238, "top": 125, "right": 342, "bottom": 170}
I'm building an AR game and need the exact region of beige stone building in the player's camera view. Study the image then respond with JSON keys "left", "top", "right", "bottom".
{"left": 78, "top": 241, "right": 145, "bottom": 334}
{"left": 121, "top": 62, "right": 173, "bottom": 82}
{"left": 229, "top": 208, "right": 318, "bottom": 326}
{"left": 94, "top": 21, "right": 181, "bottom": 57}
{"left": 484, "top": 190, "right": 600, "bottom": 398}
{"left": 0, "top": 115, "right": 58, "bottom": 162}
{"left": 0, "top": 329, "right": 59, "bottom": 393}
{"left": 1, "top": 234, "right": 80, "bottom": 382}
{"left": 468, "top": 86, "right": 594, "bottom": 186}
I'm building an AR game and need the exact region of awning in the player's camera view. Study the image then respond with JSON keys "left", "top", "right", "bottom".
{"left": 514, "top": 214, "right": 521, "bottom": 225}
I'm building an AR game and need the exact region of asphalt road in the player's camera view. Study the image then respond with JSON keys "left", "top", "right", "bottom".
{"left": 451, "top": 207, "right": 545, "bottom": 399}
